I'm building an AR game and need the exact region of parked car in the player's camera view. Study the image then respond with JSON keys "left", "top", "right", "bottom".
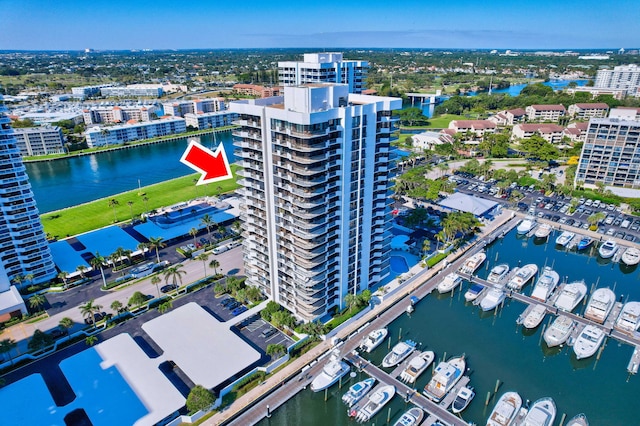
{"left": 221, "top": 297, "right": 237, "bottom": 307}
{"left": 84, "top": 312, "right": 106, "bottom": 325}
{"left": 161, "top": 284, "right": 178, "bottom": 293}
{"left": 226, "top": 301, "right": 241, "bottom": 310}
{"left": 261, "top": 327, "right": 278, "bottom": 338}
{"left": 232, "top": 306, "right": 248, "bottom": 316}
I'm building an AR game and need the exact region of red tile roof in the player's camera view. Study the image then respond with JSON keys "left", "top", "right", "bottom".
{"left": 530, "top": 104, "right": 566, "bottom": 111}
{"left": 507, "top": 108, "right": 526, "bottom": 116}
{"left": 452, "top": 120, "right": 496, "bottom": 129}
{"left": 574, "top": 103, "right": 609, "bottom": 109}
{"left": 517, "top": 124, "right": 564, "bottom": 133}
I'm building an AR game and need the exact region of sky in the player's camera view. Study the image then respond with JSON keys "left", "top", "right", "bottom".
{"left": 1, "top": 0, "right": 639, "bottom": 51}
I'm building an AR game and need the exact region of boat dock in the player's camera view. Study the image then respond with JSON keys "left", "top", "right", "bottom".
{"left": 628, "top": 346, "right": 640, "bottom": 374}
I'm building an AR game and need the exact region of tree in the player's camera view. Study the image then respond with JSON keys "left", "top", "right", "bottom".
{"left": 260, "top": 301, "right": 281, "bottom": 322}
{"left": 163, "top": 264, "right": 187, "bottom": 288}
{"left": 344, "top": 293, "right": 359, "bottom": 312}
{"left": 158, "top": 300, "right": 173, "bottom": 314}
{"left": 57, "top": 271, "right": 69, "bottom": 288}
{"left": 209, "top": 259, "right": 220, "bottom": 276}
{"left": 266, "top": 343, "right": 286, "bottom": 358}
{"left": 232, "top": 220, "right": 242, "bottom": 234}
{"left": 127, "top": 200, "right": 135, "bottom": 220}
{"left": 28, "top": 329, "right": 54, "bottom": 352}
{"left": 196, "top": 253, "right": 210, "bottom": 277}
{"left": 189, "top": 227, "right": 199, "bottom": 246}
{"left": 108, "top": 198, "right": 120, "bottom": 222}
{"left": 200, "top": 214, "right": 216, "bottom": 242}
{"left": 76, "top": 265, "right": 87, "bottom": 278}
{"left": 397, "top": 107, "right": 430, "bottom": 127}
{"left": 10, "top": 274, "right": 25, "bottom": 289}
{"left": 0, "top": 338, "right": 17, "bottom": 365}
{"left": 151, "top": 275, "right": 162, "bottom": 297}
{"left": 186, "top": 385, "right": 215, "bottom": 414}
{"left": 110, "top": 300, "right": 124, "bottom": 314}
{"left": 29, "top": 293, "right": 46, "bottom": 313}
{"left": 91, "top": 253, "right": 107, "bottom": 288}
{"left": 128, "top": 291, "right": 148, "bottom": 307}
{"left": 587, "top": 211, "right": 606, "bottom": 230}
{"left": 148, "top": 236, "right": 166, "bottom": 263}
{"left": 79, "top": 299, "right": 102, "bottom": 328}
{"left": 422, "top": 239, "right": 431, "bottom": 255}
{"left": 137, "top": 242, "right": 148, "bottom": 258}
{"left": 59, "top": 317, "right": 74, "bottom": 336}
{"left": 245, "top": 286, "right": 262, "bottom": 303}
{"left": 85, "top": 335, "right": 98, "bottom": 346}
{"left": 142, "top": 196, "right": 149, "bottom": 213}
{"left": 271, "top": 310, "right": 295, "bottom": 329}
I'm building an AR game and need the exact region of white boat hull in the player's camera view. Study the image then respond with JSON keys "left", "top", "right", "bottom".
{"left": 573, "top": 325, "right": 605, "bottom": 359}
{"left": 543, "top": 315, "right": 576, "bottom": 347}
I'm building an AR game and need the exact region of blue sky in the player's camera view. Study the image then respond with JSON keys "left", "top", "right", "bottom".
{"left": 1, "top": 0, "right": 638, "bottom": 50}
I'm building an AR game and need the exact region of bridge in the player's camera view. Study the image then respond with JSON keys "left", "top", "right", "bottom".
{"left": 406, "top": 90, "right": 445, "bottom": 106}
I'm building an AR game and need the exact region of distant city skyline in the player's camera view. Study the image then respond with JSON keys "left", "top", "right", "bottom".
{"left": 1, "top": 0, "right": 639, "bottom": 50}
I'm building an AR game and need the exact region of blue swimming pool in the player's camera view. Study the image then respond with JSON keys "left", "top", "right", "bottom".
{"left": 390, "top": 255, "right": 410, "bottom": 274}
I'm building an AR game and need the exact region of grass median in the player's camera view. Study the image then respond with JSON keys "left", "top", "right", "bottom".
{"left": 41, "top": 165, "right": 241, "bottom": 238}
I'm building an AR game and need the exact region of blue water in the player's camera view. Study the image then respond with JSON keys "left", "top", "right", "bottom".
{"left": 25, "top": 131, "right": 235, "bottom": 213}
{"left": 390, "top": 255, "right": 410, "bottom": 274}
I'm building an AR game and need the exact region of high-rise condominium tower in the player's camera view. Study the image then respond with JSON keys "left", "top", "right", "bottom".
{"left": 230, "top": 84, "right": 400, "bottom": 321}
{"left": 0, "top": 95, "right": 57, "bottom": 285}
{"left": 278, "top": 53, "right": 369, "bottom": 94}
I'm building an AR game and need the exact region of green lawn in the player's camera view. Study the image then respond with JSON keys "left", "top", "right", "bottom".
{"left": 41, "top": 165, "right": 241, "bottom": 238}
{"left": 425, "top": 114, "right": 466, "bottom": 129}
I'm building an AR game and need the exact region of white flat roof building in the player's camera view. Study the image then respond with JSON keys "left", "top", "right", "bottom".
{"left": 101, "top": 84, "right": 164, "bottom": 98}
{"left": 162, "top": 98, "right": 225, "bottom": 117}
{"left": 184, "top": 111, "right": 237, "bottom": 129}
{"left": 12, "top": 126, "right": 65, "bottom": 156}
{"left": 594, "top": 64, "right": 640, "bottom": 96}
{"left": 85, "top": 116, "right": 186, "bottom": 147}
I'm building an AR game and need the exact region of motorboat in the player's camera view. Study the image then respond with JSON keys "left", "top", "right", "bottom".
{"left": 399, "top": 350, "right": 434, "bottom": 384}
{"left": 577, "top": 236, "right": 594, "bottom": 251}
{"left": 459, "top": 250, "right": 486, "bottom": 274}
{"left": 437, "top": 272, "right": 463, "bottom": 294}
{"left": 554, "top": 280, "right": 587, "bottom": 312}
{"left": 423, "top": 355, "right": 466, "bottom": 403}
{"left": 342, "top": 377, "right": 376, "bottom": 407}
{"left": 517, "top": 304, "right": 547, "bottom": 329}
{"left": 487, "top": 391, "right": 522, "bottom": 426}
{"left": 621, "top": 247, "right": 640, "bottom": 266}
{"left": 451, "top": 386, "right": 475, "bottom": 414}
{"left": 584, "top": 287, "right": 616, "bottom": 324}
{"left": 598, "top": 240, "right": 618, "bottom": 259}
{"left": 543, "top": 315, "right": 576, "bottom": 347}
{"left": 614, "top": 301, "right": 640, "bottom": 334}
{"left": 555, "top": 230, "right": 575, "bottom": 247}
{"left": 464, "top": 283, "right": 484, "bottom": 302}
{"left": 351, "top": 384, "right": 395, "bottom": 422}
{"left": 566, "top": 413, "right": 589, "bottom": 426}
{"left": 487, "top": 263, "right": 510, "bottom": 284}
{"left": 506, "top": 264, "right": 538, "bottom": 291}
{"left": 382, "top": 340, "right": 417, "bottom": 368}
{"left": 573, "top": 325, "right": 605, "bottom": 359}
{"left": 359, "top": 328, "right": 388, "bottom": 353}
{"left": 310, "top": 353, "right": 351, "bottom": 392}
{"left": 530, "top": 267, "right": 560, "bottom": 302}
{"left": 480, "top": 288, "right": 506, "bottom": 312}
{"left": 521, "top": 397, "right": 556, "bottom": 426}
{"left": 534, "top": 223, "right": 552, "bottom": 239}
{"left": 517, "top": 216, "right": 536, "bottom": 235}
{"left": 392, "top": 407, "right": 424, "bottom": 426}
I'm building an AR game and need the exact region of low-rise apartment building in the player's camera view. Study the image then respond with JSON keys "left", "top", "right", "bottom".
{"left": 448, "top": 120, "right": 496, "bottom": 140}
{"left": 85, "top": 117, "right": 186, "bottom": 147}
{"left": 12, "top": 126, "right": 65, "bottom": 156}
{"left": 232, "top": 84, "right": 281, "bottom": 98}
{"left": 162, "top": 99, "right": 225, "bottom": 117}
{"left": 567, "top": 103, "right": 609, "bottom": 119}
{"left": 101, "top": 84, "right": 164, "bottom": 98}
{"left": 563, "top": 122, "right": 588, "bottom": 142}
{"left": 525, "top": 104, "right": 566, "bottom": 122}
{"left": 512, "top": 123, "right": 564, "bottom": 144}
{"left": 82, "top": 105, "right": 160, "bottom": 125}
{"left": 488, "top": 108, "right": 526, "bottom": 125}
{"left": 184, "top": 111, "right": 238, "bottom": 129}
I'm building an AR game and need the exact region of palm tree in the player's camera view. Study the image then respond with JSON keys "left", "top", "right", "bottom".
{"left": 200, "top": 214, "right": 215, "bottom": 242}
{"left": 137, "top": 242, "right": 148, "bottom": 259}
{"left": 57, "top": 271, "right": 69, "bottom": 288}
{"left": 85, "top": 335, "right": 98, "bottom": 346}
{"left": 158, "top": 300, "right": 173, "bottom": 314}
{"left": 344, "top": 293, "right": 359, "bottom": 312}
{"left": 127, "top": 200, "right": 134, "bottom": 220}
{"left": 209, "top": 259, "right": 220, "bottom": 276}
{"left": 196, "top": 253, "right": 210, "bottom": 277}
{"left": 10, "top": 274, "right": 25, "bottom": 289}
{"left": 142, "top": 196, "right": 149, "bottom": 213}
{"left": 76, "top": 265, "right": 87, "bottom": 278}
{"left": 90, "top": 253, "right": 107, "bottom": 288}
{"left": 29, "top": 294, "right": 46, "bottom": 313}
{"left": 422, "top": 238, "right": 431, "bottom": 255}
{"left": 110, "top": 300, "right": 124, "bottom": 314}
{"left": 232, "top": 220, "right": 242, "bottom": 234}
{"left": 151, "top": 276, "right": 161, "bottom": 297}
{"left": 148, "top": 236, "right": 165, "bottom": 263}
{"left": 0, "top": 339, "right": 17, "bottom": 365}
{"left": 189, "top": 227, "right": 199, "bottom": 246}
{"left": 587, "top": 212, "right": 606, "bottom": 230}
{"left": 59, "top": 317, "right": 74, "bottom": 336}
{"left": 79, "top": 299, "right": 102, "bottom": 329}
{"left": 163, "top": 264, "right": 187, "bottom": 288}
{"left": 266, "top": 343, "right": 286, "bottom": 358}
{"left": 108, "top": 198, "right": 119, "bottom": 223}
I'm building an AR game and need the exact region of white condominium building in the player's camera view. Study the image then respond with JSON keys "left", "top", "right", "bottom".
{"left": 184, "top": 111, "right": 238, "bottom": 130}
{"left": 230, "top": 84, "right": 401, "bottom": 321}
{"left": 575, "top": 108, "right": 640, "bottom": 195}
{"left": 82, "top": 105, "right": 160, "bottom": 125}
{"left": 278, "top": 52, "right": 369, "bottom": 94}
{"left": 85, "top": 116, "right": 186, "bottom": 147}
{"left": 71, "top": 84, "right": 113, "bottom": 98}
{"left": 0, "top": 96, "right": 57, "bottom": 285}
{"left": 594, "top": 64, "right": 640, "bottom": 96}
{"left": 162, "top": 99, "right": 225, "bottom": 117}
{"left": 101, "top": 84, "right": 164, "bottom": 98}
{"left": 12, "top": 126, "right": 65, "bottom": 156}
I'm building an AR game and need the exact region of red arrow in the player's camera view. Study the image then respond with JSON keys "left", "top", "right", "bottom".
{"left": 180, "top": 140, "right": 232, "bottom": 185}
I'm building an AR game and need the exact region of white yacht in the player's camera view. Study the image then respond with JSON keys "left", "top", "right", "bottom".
{"left": 584, "top": 287, "right": 616, "bottom": 324}
{"left": 382, "top": 340, "right": 417, "bottom": 368}
{"left": 521, "top": 397, "right": 556, "bottom": 426}
{"left": 506, "top": 264, "right": 538, "bottom": 291}
{"left": 464, "top": 283, "right": 484, "bottom": 302}
{"left": 437, "top": 272, "right": 462, "bottom": 294}
{"left": 487, "top": 263, "right": 510, "bottom": 284}
{"left": 392, "top": 407, "right": 424, "bottom": 426}
{"left": 598, "top": 240, "right": 618, "bottom": 259}
{"left": 614, "top": 301, "right": 640, "bottom": 334}
{"left": 459, "top": 250, "right": 487, "bottom": 274}
{"left": 359, "top": 328, "right": 388, "bottom": 353}
{"left": 487, "top": 391, "right": 522, "bottom": 426}
{"left": 530, "top": 267, "right": 560, "bottom": 302}
{"left": 399, "top": 350, "right": 434, "bottom": 384}
{"left": 534, "top": 223, "right": 553, "bottom": 238}
{"left": 342, "top": 377, "right": 376, "bottom": 407}
{"left": 423, "top": 355, "right": 466, "bottom": 403}
{"left": 517, "top": 304, "right": 547, "bottom": 329}
{"left": 554, "top": 280, "right": 587, "bottom": 312}
{"left": 480, "top": 288, "right": 506, "bottom": 312}
{"left": 566, "top": 413, "right": 589, "bottom": 426}
{"left": 517, "top": 216, "right": 536, "bottom": 235}
{"left": 352, "top": 384, "right": 395, "bottom": 422}
{"left": 543, "top": 315, "right": 576, "bottom": 347}
{"left": 451, "top": 386, "right": 475, "bottom": 414}
{"left": 310, "top": 354, "right": 351, "bottom": 392}
{"left": 555, "top": 230, "right": 575, "bottom": 247}
{"left": 621, "top": 247, "right": 640, "bottom": 266}
{"left": 573, "top": 325, "right": 605, "bottom": 360}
